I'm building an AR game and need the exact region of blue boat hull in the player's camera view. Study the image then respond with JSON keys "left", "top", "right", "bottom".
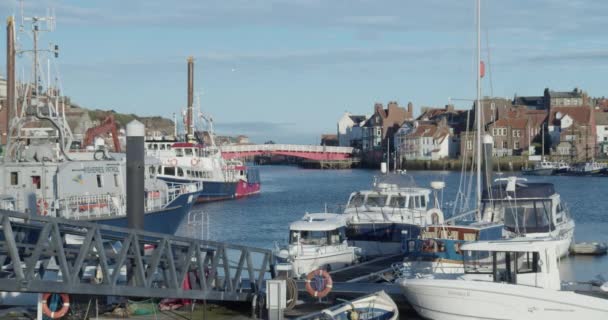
{"left": 159, "top": 176, "right": 238, "bottom": 202}
{"left": 92, "top": 192, "right": 196, "bottom": 234}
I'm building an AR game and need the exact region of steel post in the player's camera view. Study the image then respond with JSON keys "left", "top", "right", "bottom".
{"left": 126, "top": 120, "right": 145, "bottom": 230}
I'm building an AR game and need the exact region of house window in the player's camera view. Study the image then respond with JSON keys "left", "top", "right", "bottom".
{"left": 96, "top": 174, "right": 103, "bottom": 188}
{"left": 466, "top": 140, "right": 473, "bottom": 150}
{"left": 513, "top": 130, "right": 521, "bottom": 137}
{"left": 503, "top": 141, "right": 508, "bottom": 149}
{"left": 514, "top": 141, "right": 520, "bottom": 149}
{"left": 10, "top": 172, "right": 18, "bottom": 185}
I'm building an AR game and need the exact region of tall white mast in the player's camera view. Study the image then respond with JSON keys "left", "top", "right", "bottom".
{"left": 475, "top": 0, "right": 482, "bottom": 219}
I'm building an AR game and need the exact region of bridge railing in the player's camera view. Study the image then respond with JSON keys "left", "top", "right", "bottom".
{"left": 220, "top": 144, "right": 354, "bottom": 154}
{"left": 0, "top": 210, "right": 274, "bottom": 301}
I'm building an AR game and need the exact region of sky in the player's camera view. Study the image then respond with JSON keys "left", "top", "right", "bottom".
{"left": 1, "top": 0, "right": 608, "bottom": 144}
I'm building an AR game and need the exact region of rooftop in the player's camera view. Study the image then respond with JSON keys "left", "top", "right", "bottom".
{"left": 289, "top": 213, "right": 346, "bottom": 231}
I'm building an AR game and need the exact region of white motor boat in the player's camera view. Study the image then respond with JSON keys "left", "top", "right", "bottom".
{"left": 400, "top": 239, "right": 608, "bottom": 320}
{"left": 342, "top": 174, "right": 441, "bottom": 257}
{"left": 274, "top": 213, "right": 359, "bottom": 278}
{"left": 295, "top": 291, "right": 399, "bottom": 320}
{"left": 481, "top": 177, "right": 575, "bottom": 258}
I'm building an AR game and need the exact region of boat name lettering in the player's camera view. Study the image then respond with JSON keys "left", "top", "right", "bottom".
{"left": 72, "top": 167, "right": 120, "bottom": 174}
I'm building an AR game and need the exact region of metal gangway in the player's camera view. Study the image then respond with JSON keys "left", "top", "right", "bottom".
{"left": 0, "top": 209, "right": 274, "bottom": 301}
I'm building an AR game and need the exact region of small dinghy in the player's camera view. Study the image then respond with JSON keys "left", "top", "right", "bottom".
{"left": 296, "top": 291, "right": 398, "bottom": 320}
{"left": 570, "top": 242, "right": 608, "bottom": 255}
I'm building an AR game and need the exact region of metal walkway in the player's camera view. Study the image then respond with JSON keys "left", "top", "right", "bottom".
{"left": 0, "top": 210, "right": 273, "bottom": 301}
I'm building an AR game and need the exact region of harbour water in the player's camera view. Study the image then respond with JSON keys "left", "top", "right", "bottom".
{"left": 179, "top": 165, "right": 608, "bottom": 283}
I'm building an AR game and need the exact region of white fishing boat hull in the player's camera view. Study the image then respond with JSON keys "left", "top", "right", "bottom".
{"left": 289, "top": 250, "right": 357, "bottom": 276}
{"left": 401, "top": 278, "right": 608, "bottom": 320}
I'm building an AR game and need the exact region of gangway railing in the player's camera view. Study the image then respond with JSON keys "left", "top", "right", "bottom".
{"left": 0, "top": 209, "right": 274, "bottom": 301}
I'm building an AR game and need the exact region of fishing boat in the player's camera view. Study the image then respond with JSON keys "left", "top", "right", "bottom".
{"left": 400, "top": 239, "right": 608, "bottom": 320}
{"left": 565, "top": 161, "right": 606, "bottom": 176}
{"left": 521, "top": 160, "right": 567, "bottom": 176}
{"left": 145, "top": 58, "right": 260, "bottom": 202}
{"left": 273, "top": 213, "right": 359, "bottom": 278}
{"left": 295, "top": 291, "right": 399, "bottom": 320}
{"left": 342, "top": 173, "right": 440, "bottom": 257}
{"left": 0, "top": 12, "right": 198, "bottom": 234}
{"left": 480, "top": 177, "right": 575, "bottom": 258}
{"left": 396, "top": 222, "right": 504, "bottom": 278}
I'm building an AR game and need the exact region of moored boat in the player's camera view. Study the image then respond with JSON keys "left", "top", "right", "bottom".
{"left": 273, "top": 213, "right": 359, "bottom": 278}
{"left": 295, "top": 291, "right": 399, "bottom": 320}
{"left": 400, "top": 239, "right": 608, "bottom": 320}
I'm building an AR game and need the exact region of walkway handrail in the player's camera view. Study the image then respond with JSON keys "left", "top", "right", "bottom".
{"left": 0, "top": 209, "right": 274, "bottom": 301}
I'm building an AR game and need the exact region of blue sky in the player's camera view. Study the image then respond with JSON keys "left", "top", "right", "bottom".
{"left": 2, "top": 0, "right": 608, "bottom": 144}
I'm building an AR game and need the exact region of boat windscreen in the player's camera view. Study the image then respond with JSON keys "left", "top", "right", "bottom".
{"left": 484, "top": 200, "right": 554, "bottom": 234}
{"left": 347, "top": 194, "right": 365, "bottom": 208}
{"left": 366, "top": 194, "right": 387, "bottom": 207}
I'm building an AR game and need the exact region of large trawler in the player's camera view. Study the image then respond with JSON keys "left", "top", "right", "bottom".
{"left": 0, "top": 12, "right": 198, "bottom": 234}
{"left": 145, "top": 57, "right": 260, "bottom": 202}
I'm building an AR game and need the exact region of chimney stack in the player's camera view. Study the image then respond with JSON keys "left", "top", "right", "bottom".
{"left": 5, "top": 17, "right": 15, "bottom": 144}
{"left": 186, "top": 56, "right": 194, "bottom": 140}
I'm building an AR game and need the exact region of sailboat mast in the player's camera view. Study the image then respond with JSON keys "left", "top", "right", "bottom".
{"left": 476, "top": 0, "right": 482, "bottom": 216}
{"left": 186, "top": 56, "right": 194, "bottom": 141}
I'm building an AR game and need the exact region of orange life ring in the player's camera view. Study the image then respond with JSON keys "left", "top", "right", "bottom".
{"left": 305, "top": 269, "right": 333, "bottom": 298}
{"left": 37, "top": 199, "right": 49, "bottom": 216}
{"left": 41, "top": 293, "right": 70, "bottom": 319}
{"left": 191, "top": 158, "right": 200, "bottom": 166}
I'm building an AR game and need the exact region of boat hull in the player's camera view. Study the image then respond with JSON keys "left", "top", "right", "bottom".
{"left": 401, "top": 278, "right": 608, "bottom": 320}
{"left": 91, "top": 192, "right": 196, "bottom": 234}
{"left": 521, "top": 168, "right": 554, "bottom": 176}
{"left": 276, "top": 250, "right": 357, "bottom": 277}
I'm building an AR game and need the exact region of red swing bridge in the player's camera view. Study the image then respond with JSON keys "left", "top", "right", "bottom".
{"left": 220, "top": 144, "right": 355, "bottom": 161}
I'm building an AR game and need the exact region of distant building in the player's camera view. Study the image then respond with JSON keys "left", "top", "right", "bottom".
{"left": 320, "top": 134, "right": 339, "bottom": 146}
{"left": 513, "top": 95, "right": 545, "bottom": 110}
{"left": 235, "top": 135, "right": 250, "bottom": 145}
{"left": 473, "top": 97, "right": 515, "bottom": 129}
{"left": 488, "top": 118, "right": 528, "bottom": 156}
{"left": 544, "top": 88, "right": 586, "bottom": 108}
{"left": 548, "top": 106, "right": 595, "bottom": 160}
{"left": 361, "top": 101, "right": 413, "bottom": 152}
{"left": 398, "top": 119, "right": 456, "bottom": 160}
{"left": 594, "top": 110, "right": 608, "bottom": 155}
{"left": 336, "top": 112, "right": 367, "bottom": 148}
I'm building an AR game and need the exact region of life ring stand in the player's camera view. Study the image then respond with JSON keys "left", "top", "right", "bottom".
{"left": 425, "top": 208, "right": 444, "bottom": 225}
{"left": 41, "top": 293, "right": 70, "bottom": 319}
{"left": 305, "top": 269, "right": 333, "bottom": 298}
{"left": 191, "top": 158, "right": 200, "bottom": 166}
{"left": 37, "top": 199, "right": 49, "bottom": 216}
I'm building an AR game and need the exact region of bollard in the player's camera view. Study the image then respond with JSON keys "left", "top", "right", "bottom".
{"left": 126, "top": 120, "right": 145, "bottom": 231}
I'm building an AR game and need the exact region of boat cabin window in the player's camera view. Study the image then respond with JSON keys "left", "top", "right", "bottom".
{"left": 96, "top": 174, "right": 103, "bottom": 188}
{"left": 160, "top": 144, "right": 166, "bottom": 150}
{"left": 291, "top": 229, "right": 344, "bottom": 246}
{"left": 185, "top": 148, "right": 193, "bottom": 156}
{"left": 408, "top": 196, "right": 425, "bottom": 209}
{"left": 114, "top": 174, "right": 120, "bottom": 187}
{"left": 366, "top": 194, "right": 387, "bottom": 207}
{"left": 177, "top": 168, "right": 184, "bottom": 177}
{"left": 175, "top": 148, "right": 184, "bottom": 157}
{"left": 164, "top": 167, "right": 176, "bottom": 176}
{"left": 149, "top": 166, "right": 156, "bottom": 174}
{"left": 347, "top": 194, "right": 365, "bottom": 208}
{"left": 464, "top": 250, "right": 541, "bottom": 283}
{"left": 497, "top": 200, "right": 554, "bottom": 233}
{"left": 389, "top": 196, "right": 407, "bottom": 208}
{"left": 10, "top": 172, "right": 18, "bottom": 186}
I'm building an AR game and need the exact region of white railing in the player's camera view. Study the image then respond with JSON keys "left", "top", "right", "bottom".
{"left": 59, "top": 193, "right": 124, "bottom": 220}
{"left": 220, "top": 144, "right": 354, "bottom": 154}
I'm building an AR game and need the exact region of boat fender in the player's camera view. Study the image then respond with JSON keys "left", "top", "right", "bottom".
{"left": 191, "top": 158, "right": 200, "bottom": 166}
{"left": 41, "top": 293, "right": 70, "bottom": 319}
{"left": 425, "top": 208, "right": 444, "bottom": 225}
{"left": 348, "top": 310, "right": 360, "bottom": 320}
{"left": 305, "top": 269, "right": 333, "bottom": 298}
{"left": 37, "top": 199, "right": 49, "bottom": 216}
